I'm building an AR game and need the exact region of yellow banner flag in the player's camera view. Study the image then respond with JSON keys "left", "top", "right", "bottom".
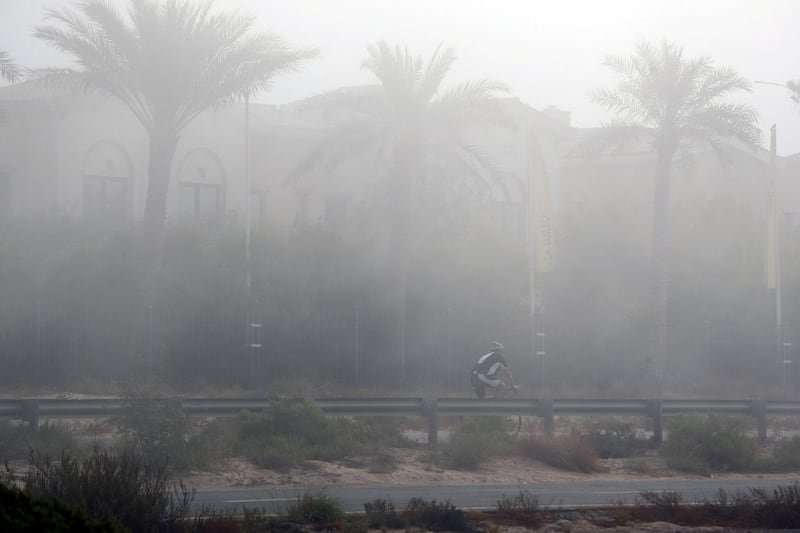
{"left": 766, "top": 124, "right": 778, "bottom": 289}
{"left": 527, "top": 124, "right": 554, "bottom": 273}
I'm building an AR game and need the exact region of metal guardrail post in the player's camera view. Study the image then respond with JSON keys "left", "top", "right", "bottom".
{"left": 752, "top": 399, "right": 767, "bottom": 444}
{"left": 647, "top": 399, "right": 663, "bottom": 444}
{"left": 21, "top": 399, "right": 39, "bottom": 435}
{"left": 423, "top": 397, "right": 438, "bottom": 450}
{"left": 538, "top": 398, "right": 554, "bottom": 433}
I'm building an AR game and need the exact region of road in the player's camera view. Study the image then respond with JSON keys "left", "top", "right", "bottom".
{"left": 193, "top": 477, "right": 800, "bottom": 514}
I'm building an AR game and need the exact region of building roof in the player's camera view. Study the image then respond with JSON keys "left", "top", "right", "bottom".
{"left": 0, "top": 80, "right": 71, "bottom": 102}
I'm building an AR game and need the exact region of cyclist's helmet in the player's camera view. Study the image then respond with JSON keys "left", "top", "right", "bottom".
{"left": 491, "top": 341, "right": 504, "bottom": 352}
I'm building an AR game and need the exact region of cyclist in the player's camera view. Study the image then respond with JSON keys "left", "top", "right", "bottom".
{"left": 471, "top": 341, "right": 517, "bottom": 398}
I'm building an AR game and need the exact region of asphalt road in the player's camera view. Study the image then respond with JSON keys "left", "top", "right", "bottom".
{"left": 193, "top": 477, "right": 800, "bottom": 514}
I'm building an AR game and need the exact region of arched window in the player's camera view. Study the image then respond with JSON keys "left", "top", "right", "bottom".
{"left": 176, "top": 148, "right": 226, "bottom": 220}
{"left": 82, "top": 141, "right": 132, "bottom": 219}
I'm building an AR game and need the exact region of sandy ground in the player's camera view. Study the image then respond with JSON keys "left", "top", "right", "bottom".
{"left": 181, "top": 445, "right": 799, "bottom": 490}
{"left": 181, "top": 447, "right": 797, "bottom": 532}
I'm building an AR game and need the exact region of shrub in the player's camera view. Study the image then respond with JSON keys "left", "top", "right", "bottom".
{"left": 0, "top": 421, "right": 77, "bottom": 462}
{"left": 517, "top": 434, "right": 601, "bottom": 472}
{"left": 282, "top": 492, "right": 344, "bottom": 525}
{"left": 363, "top": 498, "right": 405, "bottom": 529}
{"left": 0, "top": 481, "right": 125, "bottom": 533}
{"left": 403, "top": 497, "right": 468, "bottom": 532}
{"left": 495, "top": 489, "right": 545, "bottom": 527}
{"left": 662, "top": 415, "right": 756, "bottom": 473}
{"left": 119, "top": 397, "right": 233, "bottom": 473}
{"left": 578, "top": 421, "right": 654, "bottom": 458}
{"left": 440, "top": 416, "right": 512, "bottom": 470}
{"left": 23, "top": 446, "right": 193, "bottom": 533}
{"left": 749, "top": 483, "right": 800, "bottom": 528}
{"left": 772, "top": 435, "right": 800, "bottom": 469}
{"left": 234, "top": 398, "right": 362, "bottom": 470}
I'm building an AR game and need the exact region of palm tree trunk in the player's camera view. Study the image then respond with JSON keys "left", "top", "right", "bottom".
{"left": 388, "top": 144, "right": 416, "bottom": 387}
{"left": 650, "top": 148, "right": 673, "bottom": 383}
{"left": 142, "top": 131, "right": 178, "bottom": 308}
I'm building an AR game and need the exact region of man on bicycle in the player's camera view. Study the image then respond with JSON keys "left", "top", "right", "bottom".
{"left": 471, "top": 341, "right": 517, "bottom": 398}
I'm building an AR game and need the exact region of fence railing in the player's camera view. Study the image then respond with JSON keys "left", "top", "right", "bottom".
{"left": 3, "top": 397, "right": 799, "bottom": 448}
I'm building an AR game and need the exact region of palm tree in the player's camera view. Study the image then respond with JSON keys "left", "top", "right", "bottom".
{"left": 592, "top": 40, "right": 761, "bottom": 382}
{"left": 294, "top": 41, "right": 509, "bottom": 384}
{"left": 0, "top": 51, "right": 22, "bottom": 83}
{"left": 35, "top": 0, "right": 315, "bottom": 290}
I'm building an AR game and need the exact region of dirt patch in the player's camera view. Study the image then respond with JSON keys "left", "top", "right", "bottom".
{"left": 181, "top": 446, "right": 797, "bottom": 490}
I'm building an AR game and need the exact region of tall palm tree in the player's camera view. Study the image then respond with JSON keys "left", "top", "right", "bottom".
{"left": 35, "top": 0, "right": 315, "bottom": 289}
{"left": 294, "top": 41, "right": 509, "bottom": 384}
{"left": 0, "top": 51, "right": 22, "bottom": 83}
{"left": 592, "top": 40, "right": 761, "bottom": 382}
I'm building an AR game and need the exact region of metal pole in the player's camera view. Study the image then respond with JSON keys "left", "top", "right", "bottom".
{"left": 446, "top": 305, "right": 452, "bottom": 390}
{"left": 35, "top": 302, "right": 41, "bottom": 386}
{"left": 525, "top": 120, "right": 538, "bottom": 387}
{"left": 355, "top": 303, "right": 360, "bottom": 386}
{"left": 244, "top": 94, "right": 252, "bottom": 299}
{"left": 770, "top": 125, "right": 783, "bottom": 375}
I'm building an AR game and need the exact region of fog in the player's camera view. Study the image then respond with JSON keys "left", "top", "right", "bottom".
{"left": 0, "top": 0, "right": 798, "bottom": 397}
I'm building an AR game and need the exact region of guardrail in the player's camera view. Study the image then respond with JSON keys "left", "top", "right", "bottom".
{"left": 2, "top": 397, "right": 800, "bottom": 448}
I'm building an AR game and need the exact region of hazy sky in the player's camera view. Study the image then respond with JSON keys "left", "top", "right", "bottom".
{"left": 2, "top": 0, "right": 799, "bottom": 154}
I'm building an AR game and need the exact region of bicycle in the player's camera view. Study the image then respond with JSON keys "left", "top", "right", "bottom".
{"left": 493, "top": 383, "right": 522, "bottom": 435}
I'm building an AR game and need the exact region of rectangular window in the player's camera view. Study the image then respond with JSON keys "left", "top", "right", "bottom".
{"left": 83, "top": 175, "right": 127, "bottom": 219}
{"left": 197, "top": 186, "right": 219, "bottom": 218}
{"left": 178, "top": 183, "right": 221, "bottom": 220}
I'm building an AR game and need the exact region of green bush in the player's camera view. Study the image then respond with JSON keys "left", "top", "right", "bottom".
{"left": 23, "top": 447, "right": 193, "bottom": 533}
{"left": 0, "top": 421, "right": 77, "bottom": 462}
{"left": 495, "top": 489, "right": 545, "bottom": 527}
{"left": 403, "top": 498, "right": 468, "bottom": 532}
{"left": 772, "top": 435, "right": 800, "bottom": 469}
{"left": 579, "top": 421, "right": 654, "bottom": 458}
{"left": 440, "top": 416, "right": 512, "bottom": 470}
{"left": 749, "top": 483, "right": 800, "bottom": 528}
{"left": 517, "top": 434, "right": 601, "bottom": 472}
{"left": 282, "top": 492, "right": 343, "bottom": 525}
{"left": 662, "top": 415, "right": 756, "bottom": 473}
{"left": 234, "top": 398, "right": 362, "bottom": 470}
{"left": 363, "top": 498, "right": 404, "bottom": 529}
{"left": 118, "top": 397, "right": 232, "bottom": 473}
{"left": 0, "top": 482, "right": 125, "bottom": 533}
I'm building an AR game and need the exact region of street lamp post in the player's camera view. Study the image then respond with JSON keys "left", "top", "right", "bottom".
{"left": 753, "top": 80, "right": 792, "bottom": 386}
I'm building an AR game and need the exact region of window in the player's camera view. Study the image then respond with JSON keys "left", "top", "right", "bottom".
{"left": 83, "top": 175, "right": 128, "bottom": 217}
{"left": 82, "top": 142, "right": 131, "bottom": 220}
{"left": 176, "top": 149, "right": 226, "bottom": 221}
{"left": 178, "top": 182, "right": 221, "bottom": 219}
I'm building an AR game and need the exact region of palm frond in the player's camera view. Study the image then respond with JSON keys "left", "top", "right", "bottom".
{"left": 294, "top": 85, "right": 384, "bottom": 117}
{"left": 0, "top": 51, "right": 22, "bottom": 83}
{"left": 787, "top": 80, "right": 800, "bottom": 105}
{"left": 574, "top": 120, "right": 652, "bottom": 157}
{"left": 438, "top": 79, "right": 509, "bottom": 103}
{"left": 363, "top": 40, "right": 422, "bottom": 104}
{"left": 682, "top": 101, "right": 761, "bottom": 147}
{"left": 35, "top": 0, "right": 314, "bottom": 137}
{"left": 287, "top": 121, "right": 382, "bottom": 183}
{"left": 416, "top": 43, "right": 456, "bottom": 101}
{"left": 595, "top": 39, "right": 759, "bottom": 161}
